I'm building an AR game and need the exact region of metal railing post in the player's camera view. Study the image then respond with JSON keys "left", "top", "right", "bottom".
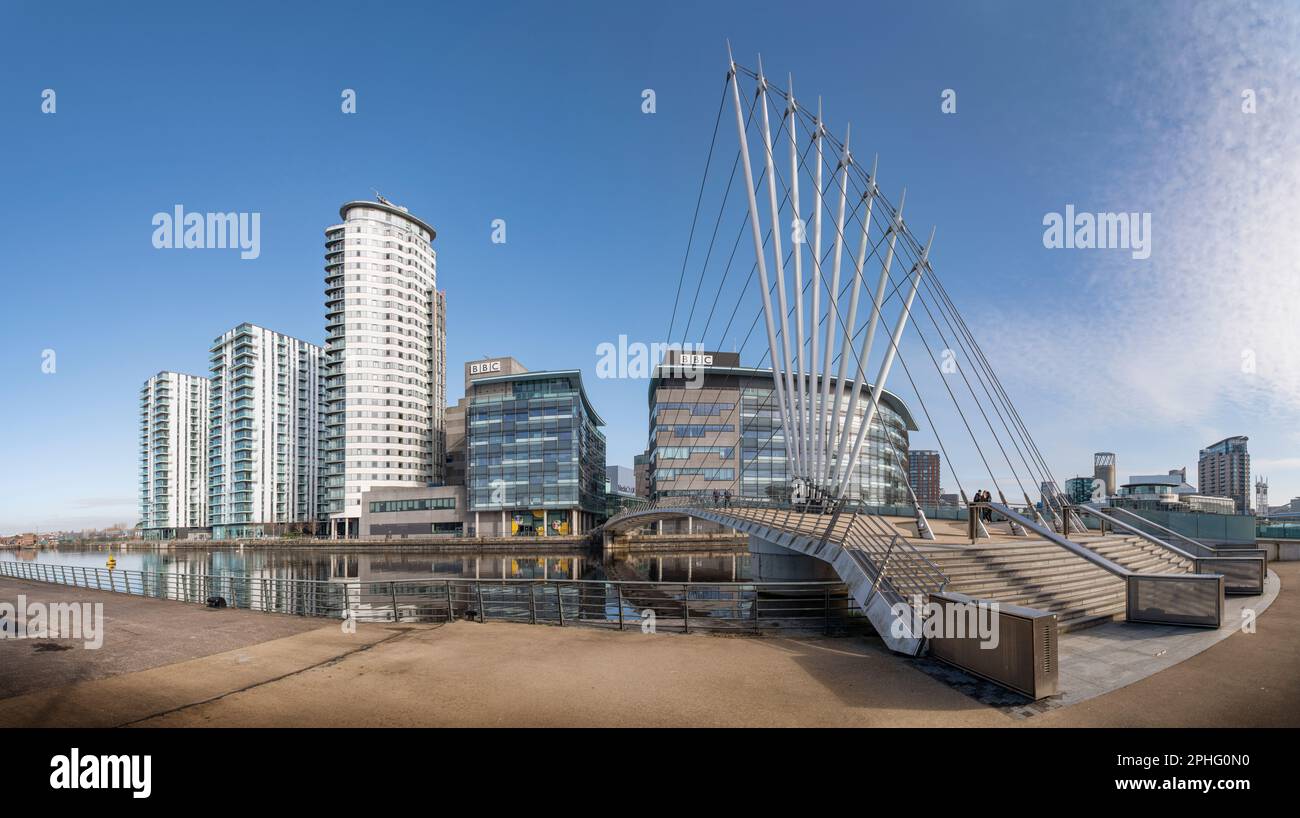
{"left": 1, "top": 560, "right": 857, "bottom": 637}
{"left": 864, "top": 540, "right": 897, "bottom": 607}
{"left": 615, "top": 584, "right": 624, "bottom": 630}
{"left": 682, "top": 586, "right": 689, "bottom": 633}
{"left": 476, "top": 581, "right": 486, "bottom": 622}
{"left": 824, "top": 587, "right": 831, "bottom": 635}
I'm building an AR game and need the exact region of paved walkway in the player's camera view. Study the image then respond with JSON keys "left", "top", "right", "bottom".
{"left": 0, "top": 565, "right": 1295, "bottom": 727}
{"left": 1033, "top": 562, "right": 1299, "bottom": 727}
{"left": 0, "top": 576, "right": 322, "bottom": 700}
{"left": 1053, "top": 568, "right": 1280, "bottom": 707}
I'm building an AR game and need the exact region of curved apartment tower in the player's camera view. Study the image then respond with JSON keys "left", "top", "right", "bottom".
{"left": 323, "top": 198, "right": 446, "bottom": 537}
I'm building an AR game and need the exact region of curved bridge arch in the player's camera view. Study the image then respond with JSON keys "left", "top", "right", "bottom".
{"left": 602, "top": 502, "right": 947, "bottom": 655}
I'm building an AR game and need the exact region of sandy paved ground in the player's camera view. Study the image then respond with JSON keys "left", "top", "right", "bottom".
{"left": 0, "top": 576, "right": 321, "bottom": 699}
{"left": 1, "top": 565, "right": 1296, "bottom": 727}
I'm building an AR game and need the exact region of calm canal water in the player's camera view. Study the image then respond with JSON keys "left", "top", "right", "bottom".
{"left": 0, "top": 542, "right": 836, "bottom": 585}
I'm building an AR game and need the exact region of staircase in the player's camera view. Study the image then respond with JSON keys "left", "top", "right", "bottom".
{"left": 1085, "top": 534, "right": 1194, "bottom": 574}
{"left": 916, "top": 534, "right": 1195, "bottom": 633}
{"left": 919, "top": 541, "right": 1123, "bottom": 632}
{"left": 606, "top": 502, "right": 1205, "bottom": 639}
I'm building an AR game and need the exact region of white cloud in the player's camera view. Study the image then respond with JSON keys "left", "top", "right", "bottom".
{"left": 973, "top": 1, "right": 1300, "bottom": 486}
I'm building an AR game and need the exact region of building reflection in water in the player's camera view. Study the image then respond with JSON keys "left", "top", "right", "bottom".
{"left": 0, "top": 546, "right": 597, "bottom": 583}
{"left": 0, "top": 542, "right": 829, "bottom": 586}
{"left": 0, "top": 543, "right": 852, "bottom": 628}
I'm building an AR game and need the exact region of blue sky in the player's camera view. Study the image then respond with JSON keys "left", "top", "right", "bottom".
{"left": 1, "top": 0, "right": 1297, "bottom": 533}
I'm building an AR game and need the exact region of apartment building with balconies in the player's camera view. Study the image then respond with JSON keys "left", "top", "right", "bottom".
{"left": 139, "top": 371, "right": 210, "bottom": 539}
{"left": 208, "top": 323, "right": 324, "bottom": 538}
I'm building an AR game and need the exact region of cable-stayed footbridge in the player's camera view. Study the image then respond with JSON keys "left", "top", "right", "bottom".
{"left": 605, "top": 49, "right": 1265, "bottom": 657}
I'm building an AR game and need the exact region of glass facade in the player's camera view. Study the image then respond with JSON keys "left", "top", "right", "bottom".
{"left": 139, "top": 371, "right": 210, "bottom": 534}
{"left": 208, "top": 324, "right": 324, "bottom": 535}
{"left": 1064, "top": 476, "right": 1097, "bottom": 504}
{"left": 467, "top": 374, "right": 607, "bottom": 518}
{"left": 368, "top": 497, "right": 456, "bottom": 513}
{"left": 738, "top": 383, "right": 911, "bottom": 504}
{"left": 647, "top": 364, "right": 916, "bottom": 506}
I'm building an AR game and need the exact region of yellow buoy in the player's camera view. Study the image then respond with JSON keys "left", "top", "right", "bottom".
{"left": 106, "top": 556, "right": 117, "bottom": 570}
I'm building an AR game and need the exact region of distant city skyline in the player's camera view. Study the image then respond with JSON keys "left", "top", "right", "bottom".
{"left": 2, "top": 1, "right": 1298, "bottom": 534}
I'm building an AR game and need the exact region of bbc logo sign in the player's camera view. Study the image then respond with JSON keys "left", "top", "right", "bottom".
{"left": 469, "top": 360, "right": 502, "bottom": 375}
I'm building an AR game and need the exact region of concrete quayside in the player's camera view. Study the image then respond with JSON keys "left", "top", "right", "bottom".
{"left": 0, "top": 560, "right": 1295, "bottom": 727}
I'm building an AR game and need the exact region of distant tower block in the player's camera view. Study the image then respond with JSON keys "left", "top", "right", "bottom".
{"left": 1256, "top": 477, "right": 1269, "bottom": 516}
{"left": 1093, "top": 452, "right": 1117, "bottom": 498}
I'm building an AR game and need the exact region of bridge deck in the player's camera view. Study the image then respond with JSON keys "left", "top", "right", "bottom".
{"left": 620, "top": 505, "right": 1150, "bottom": 634}
{"left": 692, "top": 504, "right": 1092, "bottom": 548}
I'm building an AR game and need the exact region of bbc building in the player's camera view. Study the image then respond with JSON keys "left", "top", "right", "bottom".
{"left": 462, "top": 357, "right": 608, "bottom": 536}
{"left": 359, "top": 357, "right": 608, "bottom": 537}
{"left": 646, "top": 350, "right": 918, "bottom": 504}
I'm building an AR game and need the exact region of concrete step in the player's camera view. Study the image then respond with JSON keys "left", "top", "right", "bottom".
{"left": 1093, "top": 550, "right": 1179, "bottom": 572}
{"left": 1090, "top": 542, "right": 1192, "bottom": 573}
{"left": 921, "top": 543, "right": 1084, "bottom": 558}
{"left": 996, "top": 584, "right": 1125, "bottom": 613}
{"left": 798, "top": 523, "right": 1183, "bottom": 642}
{"left": 918, "top": 533, "right": 1130, "bottom": 629}
{"left": 947, "top": 579, "right": 1124, "bottom": 614}
{"left": 1100, "top": 535, "right": 1194, "bottom": 556}
{"left": 928, "top": 554, "right": 1116, "bottom": 577}
{"left": 926, "top": 546, "right": 1092, "bottom": 561}
{"left": 933, "top": 558, "right": 1113, "bottom": 579}
{"left": 1058, "top": 604, "right": 1126, "bottom": 633}
{"left": 947, "top": 571, "right": 1120, "bottom": 601}
{"left": 926, "top": 545, "right": 1109, "bottom": 564}
{"left": 932, "top": 566, "right": 1108, "bottom": 586}
{"left": 1114, "top": 540, "right": 1193, "bottom": 565}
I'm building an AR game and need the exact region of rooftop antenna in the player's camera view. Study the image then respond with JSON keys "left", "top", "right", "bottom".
{"left": 372, "top": 187, "right": 392, "bottom": 206}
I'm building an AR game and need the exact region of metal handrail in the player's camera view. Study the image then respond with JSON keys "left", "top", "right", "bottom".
{"left": 0, "top": 560, "right": 861, "bottom": 635}
{"left": 842, "top": 513, "right": 947, "bottom": 598}
{"left": 1084, "top": 505, "right": 1220, "bottom": 558}
{"left": 0, "top": 560, "right": 849, "bottom": 591}
{"left": 604, "top": 493, "right": 949, "bottom": 609}
{"left": 1068, "top": 505, "right": 1200, "bottom": 564}
{"left": 984, "top": 501, "right": 1132, "bottom": 579}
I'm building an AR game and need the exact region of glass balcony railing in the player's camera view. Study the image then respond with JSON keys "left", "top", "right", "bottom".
{"left": 1257, "top": 521, "right": 1300, "bottom": 539}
